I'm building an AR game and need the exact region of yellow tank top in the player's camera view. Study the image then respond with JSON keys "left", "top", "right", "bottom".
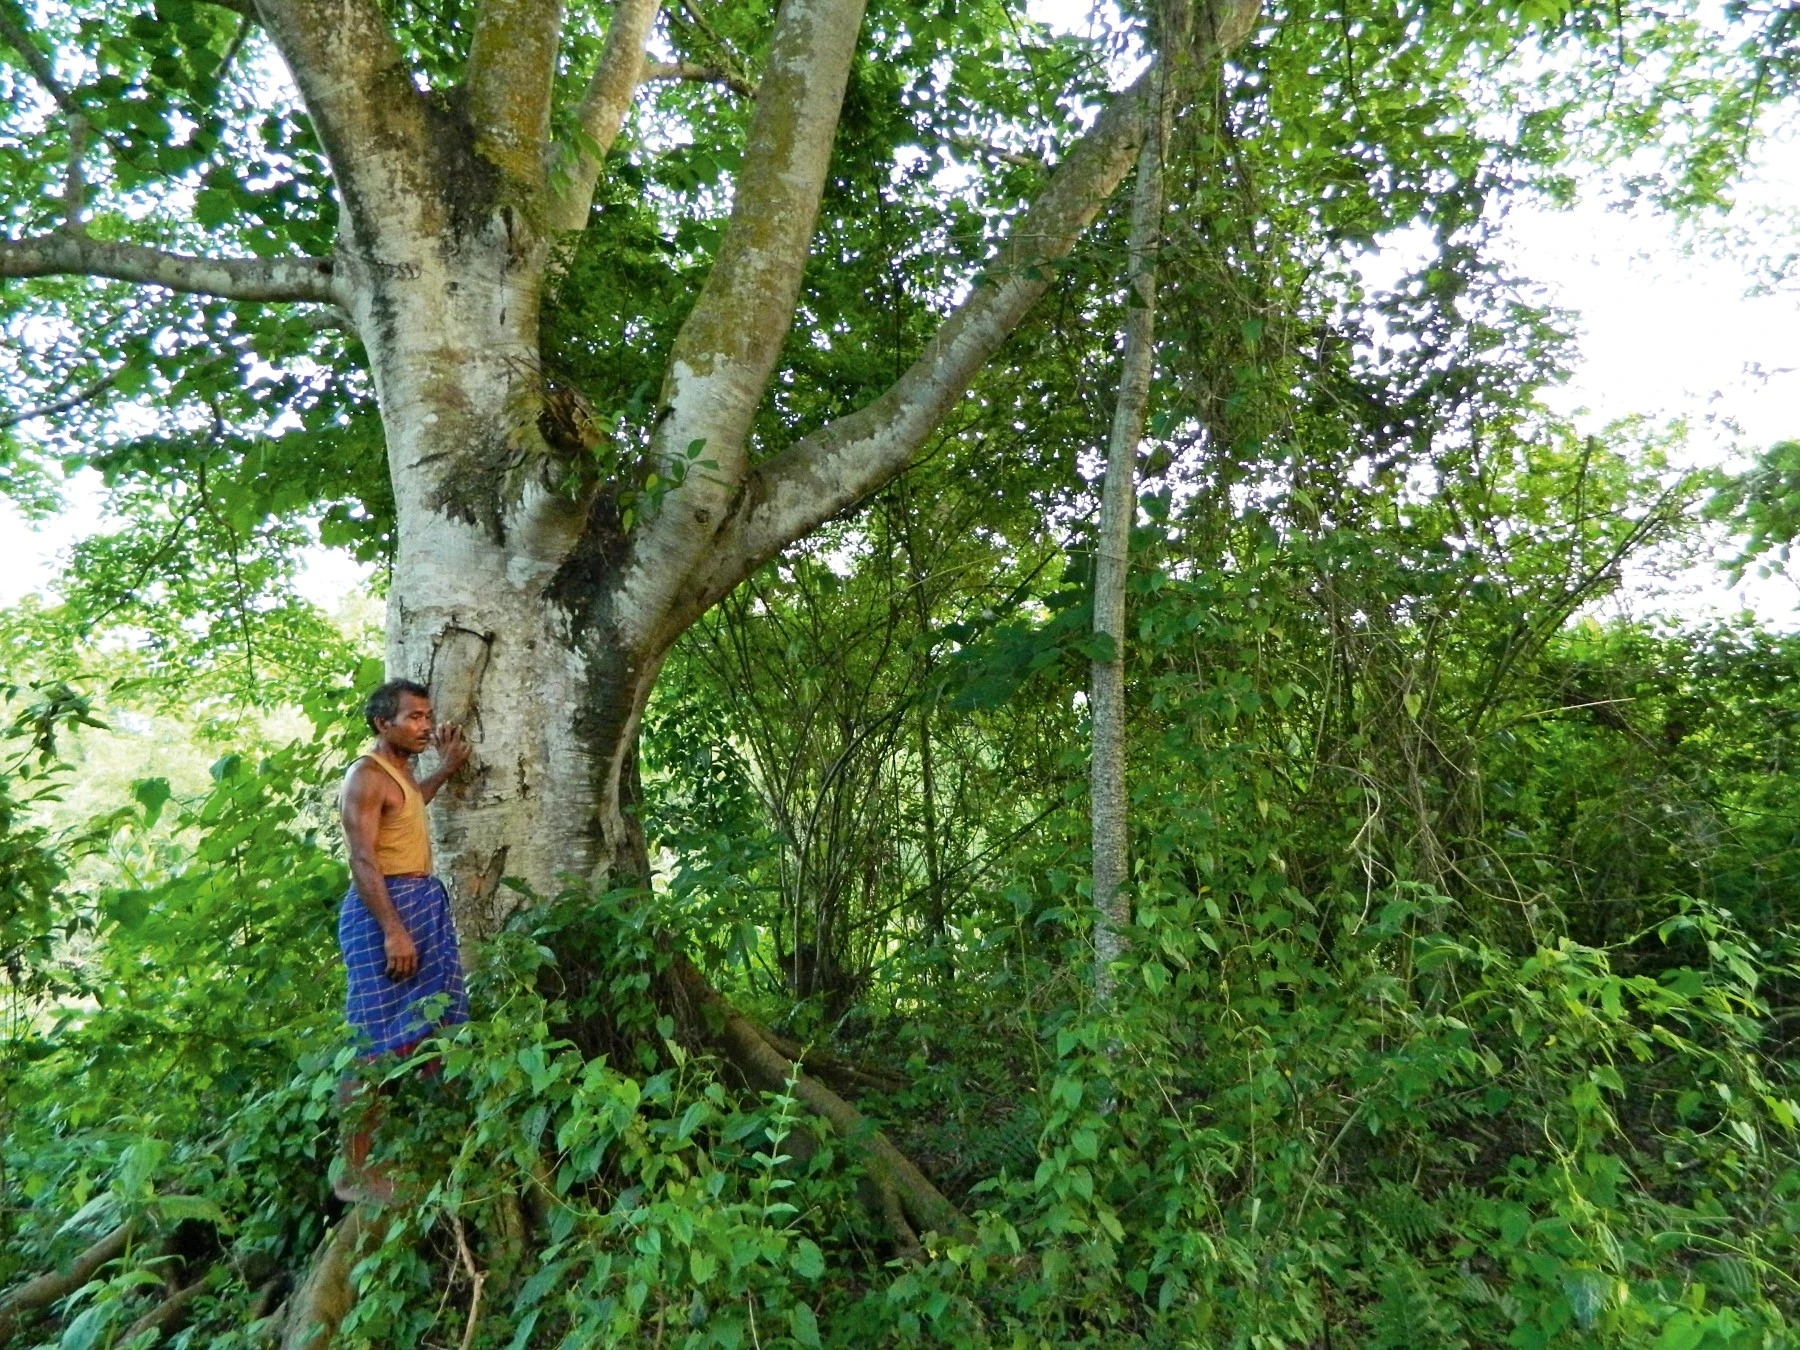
{"left": 360, "top": 753, "right": 433, "bottom": 876}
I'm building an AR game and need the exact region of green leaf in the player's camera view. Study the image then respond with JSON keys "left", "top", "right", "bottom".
{"left": 790, "top": 1302, "right": 821, "bottom": 1348}
{"left": 60, "top": 1304, "right": 111, "bottom": 1350}
{"left": 791, "top": 1238, "right": 825, "bottom": 1280}
{"left": 156, "top": 1194, "right": 226, "bottom": 1225}
{"left": 1498, "top": 1203, "right": 1531, "bottom": 1247}
{"left": 132, "top": 776, "right": 172, "bottom": 828}
{"left": 1655, "top": 1311, "right": 1706, "bottom": 1350}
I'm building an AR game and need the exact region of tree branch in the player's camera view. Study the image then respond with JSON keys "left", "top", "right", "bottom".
{"left": 639, "top": 59, "right": 756, "bottom": 98}
{"left": 0, "top": 370, "right": 116, "bottom": 430}
{"left": 685, "top": 68, "right": 1157, "bottom": 614}
{"left": 0, "top": 0, "right": 80, "bottom": 117}
{"left": 939, "top": 132, "right": 1042, "bottom": 169}
{"left": 251, "top": 0, "right": 437, "bottom": 243}
{"left": 653, "top": 0, "right": 867, "bottom": 459}
{"left": 546, "top": 0, "right": 663, "bottom": 231}
{"left": 605, "top": 0, "right": 869, "bottom": 650}
{"left": 682, "top": 0, "right": 1260, "bottom": 616}
{"left": 466, "top": 0, "right": 566, "bottom": 188}
{"left": 0, "top": 231, "right": 341, "bottom": 304}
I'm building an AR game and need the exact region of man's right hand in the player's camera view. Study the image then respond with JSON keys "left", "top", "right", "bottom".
{"left": 384, "top": 926, "right": 419, "bottom": 981}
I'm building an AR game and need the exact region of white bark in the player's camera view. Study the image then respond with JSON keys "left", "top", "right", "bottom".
{"left": 610, "top": 0, "right": 871, "bottom": 654}
{"left": 549, "top": 0, "right": 872, "bottom": 854}
{"left": 680, "top": 66, "right": 1160, "bottom": 621}
{"left": 1091, "top": 76, "right": 1169, "bottom": 1010}
{"left": 342, "top": 198, "right": 597, "bottom": 930}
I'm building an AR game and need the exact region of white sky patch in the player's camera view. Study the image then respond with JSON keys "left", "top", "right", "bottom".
{"left": 1501, "top": 133, "right": 1800, "bottom": 628}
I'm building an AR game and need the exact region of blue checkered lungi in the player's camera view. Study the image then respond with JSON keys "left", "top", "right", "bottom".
{"left": 339, "top": 875, "right": 469, "bottom": 1057}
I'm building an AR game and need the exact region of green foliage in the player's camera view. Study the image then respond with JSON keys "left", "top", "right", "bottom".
{"left": 5, "top": 0, "right": 1800, "bottom": 1344}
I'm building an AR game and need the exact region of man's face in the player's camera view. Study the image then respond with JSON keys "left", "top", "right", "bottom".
{"left": 378, "top": 692, "right": 435, "bottom": 753}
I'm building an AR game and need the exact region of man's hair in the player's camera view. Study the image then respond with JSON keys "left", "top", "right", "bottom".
{"left": 365, "top": 678, "right": 431, "bottom": 733}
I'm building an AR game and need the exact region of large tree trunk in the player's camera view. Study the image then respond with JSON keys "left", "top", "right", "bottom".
{"left": 340, "top": 207, "right": 614, "bottom": 932}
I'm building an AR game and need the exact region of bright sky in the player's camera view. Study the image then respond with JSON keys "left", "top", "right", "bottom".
{"left": 6, "top": 55, "right": 1800, "bottom": 625}
{"left": 1499, "top": 130, "right": 1800, "bottom": 625}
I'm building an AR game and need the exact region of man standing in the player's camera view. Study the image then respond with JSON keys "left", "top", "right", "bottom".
{"left": 334, "top": 678, "right": 471, "bottom": 1200}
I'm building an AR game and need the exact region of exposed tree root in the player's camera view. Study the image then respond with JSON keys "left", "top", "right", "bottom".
{"left": 0, "top": 1221, "right": 134, "bottom": 1342}
{"left": 247, "top": 1274, "right": 287, "bottom": 1326}
{"left": 269, "top": 950, "right": 967, "bottom": 1346}
{"left": 668, "top": 955, "right": 970, "bottom": 1243}
{"left": 872, "top": 1175, "right": 925, "bottom": 1262}
{"left": 122, "top": 1273, "right": 208, "bottom": 1344}
{"left": 278, "top": 1207, "right": 389, "bottom": 1350}
{"left": 755, "top": 1028, "right": 910, "bottom": 1093}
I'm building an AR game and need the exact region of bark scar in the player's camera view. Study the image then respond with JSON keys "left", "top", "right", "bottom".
{"left": 427, "top": 623, "right": 495, "bottom": 740}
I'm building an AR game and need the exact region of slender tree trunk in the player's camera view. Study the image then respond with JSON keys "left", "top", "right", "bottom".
{"left": 1090, "top": 75, "right": 1170, "bottom": 1009}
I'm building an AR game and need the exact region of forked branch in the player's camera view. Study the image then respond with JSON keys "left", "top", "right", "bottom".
{"left": 684, "top": 67, "right": 1158, "bottom": 613}
{"left": 673, "top": 0, "right": 1260, "bottom": 615}
{"left": 607, "top": 0, "right": 870, "bottom": 650}
{"left": 685, "top": 1, "right": 1259, "bottom": 614}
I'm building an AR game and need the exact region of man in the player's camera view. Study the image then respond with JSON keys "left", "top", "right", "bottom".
{"left": 334, "top": 678, "right": 471, "bottom": 1201}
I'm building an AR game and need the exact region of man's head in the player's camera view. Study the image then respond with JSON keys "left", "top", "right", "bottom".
{"left": 365, "top": 678, "right": 434, "bottom": 753}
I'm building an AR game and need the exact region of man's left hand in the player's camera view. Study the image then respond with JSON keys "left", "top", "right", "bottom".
{"left": 435, "top": 723, "right": 471, "bottom": 775}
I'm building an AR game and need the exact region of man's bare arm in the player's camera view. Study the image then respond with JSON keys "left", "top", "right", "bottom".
{"left": 341, "top": 761, "right": 418, "bottom": 979}
{"left": 417, "top": 723, "right": 469, "bottom": 804}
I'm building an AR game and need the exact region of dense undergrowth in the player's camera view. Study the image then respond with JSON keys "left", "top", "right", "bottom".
{"left": 6, "top": 491, "right": 1800, "bottom": 1347}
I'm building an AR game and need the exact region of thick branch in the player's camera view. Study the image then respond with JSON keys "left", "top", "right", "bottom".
{"left": 687, "top": 69, "right": 1156, "bottom": 612}
{"left": 0, "top": 231, "right": 340, "bottom": 304}
{"left": 602, "top": 0, "right": 868, "bottom": 652}
{"left": 546, "top": 0, "right": 663, "bottom": 231}
{"left": 467, "top": 0, "right": 565, "bottom": 188}
{"left": 651, "top": 0, "right": 868, "bottom": 463}
{"left": 251, "top": 0, "right": 436, "bottom": 241}
{"left": 678, "top": 0, "right": 1260, "bottom": 611}
{"left": 0, "top": 1224, "right": 134, "bottom": 1343}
